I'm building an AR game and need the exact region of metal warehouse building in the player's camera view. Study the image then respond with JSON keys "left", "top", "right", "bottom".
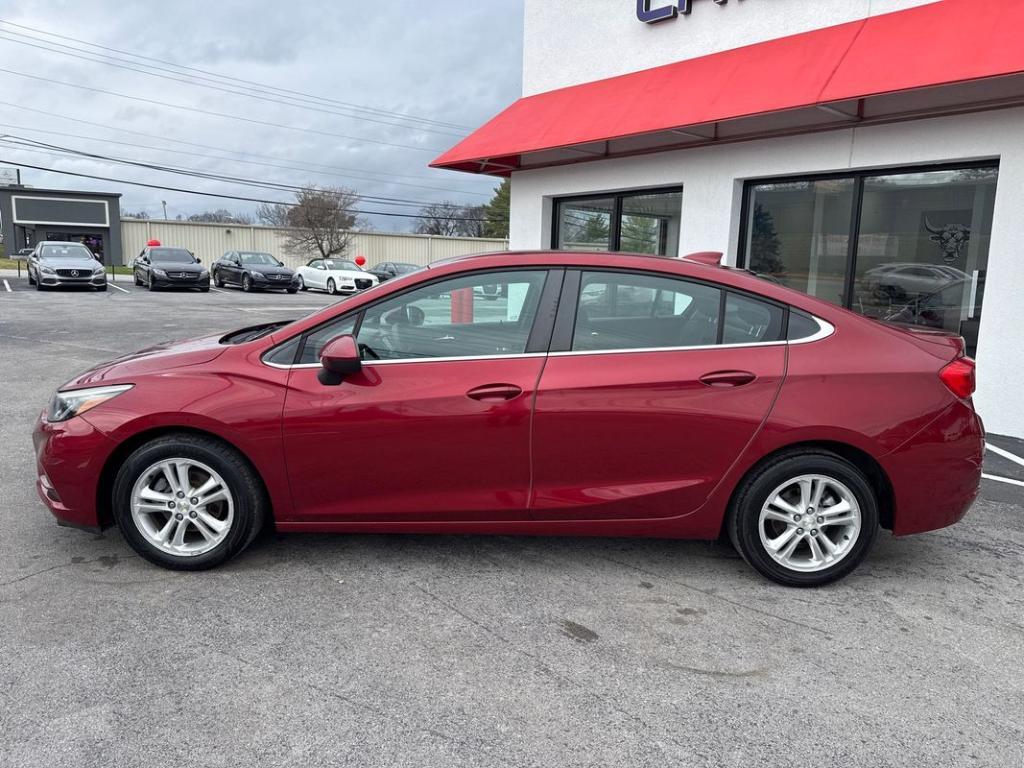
{"left": 433, "top": 0, "right": 1024, "bottom": 438}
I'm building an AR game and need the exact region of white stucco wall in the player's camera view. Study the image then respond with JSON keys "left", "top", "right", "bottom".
{"left": 508, "top": 107, "right": 1024, "bottom": 437}
{"left": 523, "top": 0, "right": 938, "bottom": 95}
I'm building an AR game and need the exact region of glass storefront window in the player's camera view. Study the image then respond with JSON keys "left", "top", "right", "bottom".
{"left": 743, "top": 179, "right": 854, "bottom": 306}
{"left": 740, "top": 165, "right": 997, "bottom": 357}
{"left": 554, "top": 188, "right": 682, "bottom": 256}
{"left": 852, "top": 168, "right": 996, "bottom": 356}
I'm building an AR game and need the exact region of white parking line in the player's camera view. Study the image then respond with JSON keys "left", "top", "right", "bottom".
{"left": 982, "top": 473, "right": 1024, "bottom": 488}
{"left": 210, "top": 287, "right": 229, "bottom": 294}
{"left": 985, "top": 442, "right": 1024, "bottom": 468}
{"left": 2, "top": 279, "right": 10, "bottom": 292}
{"left": 108, "top": 282, "right": 130, "bottom": 293}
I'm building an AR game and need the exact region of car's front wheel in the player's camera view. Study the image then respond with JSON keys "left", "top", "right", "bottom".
{"left": 242, "top": 274, "right": 253, "bottom": 292}
{"left": 727, "top": 450, "right": 878, "bottom": 587}
{"left": 296, "top": 275, "right": 306, "bottom": 291}
{"left": 213, "top": 270, "right": 225, "bottom": 288}
{"left": 326, "top": 278, "right": 337, "bottom": 295}
{"left": 112, "top": 434, "right": 267, "bottom": 570}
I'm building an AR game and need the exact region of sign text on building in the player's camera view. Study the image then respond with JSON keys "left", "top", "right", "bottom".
{"left": 637, "top": 0, "right": 731, "bottom": 24}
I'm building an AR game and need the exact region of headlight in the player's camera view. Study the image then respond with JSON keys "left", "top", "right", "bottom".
{"left": 48, "top": 384, "right": 133, "bottom": 423}
{"left": 252, "top": 272, "right": 266, "bottom": 280}
{"left": 93, "top": 267, "right": 105, "bottom": 275}
{"left": 153, "top": 268, "right": 167, "bottom": 277}
{"left": 199, "top": 269, "right": 209, "bottom": 278}
{"left": 40, "top": 265, "right": 55, "bottom": 275}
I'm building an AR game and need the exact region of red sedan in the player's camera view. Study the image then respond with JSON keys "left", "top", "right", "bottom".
{"left": 32, "top": 251, "right": 984, "bottom": 586}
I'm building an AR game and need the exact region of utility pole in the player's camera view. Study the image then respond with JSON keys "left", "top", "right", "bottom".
{"left": 161, "top": 200, "right": 167, "bottom": 220}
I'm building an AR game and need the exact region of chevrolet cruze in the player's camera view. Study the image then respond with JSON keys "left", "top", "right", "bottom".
{"left": 33, "top": 251, "right": 984, "bottom": 586}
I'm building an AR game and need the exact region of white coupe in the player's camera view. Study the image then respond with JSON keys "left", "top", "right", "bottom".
{"left": 294, "top": 258, "right": 379, "bottom": 296}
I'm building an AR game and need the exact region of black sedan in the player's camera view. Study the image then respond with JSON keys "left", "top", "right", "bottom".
{"left": 366, "top": 261, "right": 420, "bottom": 282}
{"left": 212, "top": 251, "right": 299, "bottom": 293}
{"left": 133, "top": 246, "right": 210, "bottom": 291}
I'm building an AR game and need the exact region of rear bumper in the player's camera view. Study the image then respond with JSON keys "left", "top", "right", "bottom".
{"left": 33, "top": 411, "right": 116, "bottom": 530}
{"left": 880, "top": 400, "right": 984, "bottom": 536}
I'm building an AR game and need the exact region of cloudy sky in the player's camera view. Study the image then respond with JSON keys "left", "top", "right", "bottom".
{"left": 0, "top": 0, "right": 523, "bottom": 230}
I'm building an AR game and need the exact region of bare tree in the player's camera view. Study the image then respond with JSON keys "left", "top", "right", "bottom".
{"left": 415, "top": 201, "right": 464, "bottom": 236}
{"left": 256, "top": 202, "right": 291, "bottom": 228}
{"left": 188, "top": 209, "right": 253, "bottom": 224}
{"left": 284, "top": 186, "right": 362, "bottom": 258}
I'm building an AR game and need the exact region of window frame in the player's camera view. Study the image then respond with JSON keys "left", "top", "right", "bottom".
{"left": 551, "top": 186, "right": 683, "bottom": 255}
{"left": 736, "top": 160, "right": 999, "bottom": 310}
{"left": 262, "top": 267, "right": 565, "bottom": 369}
{"left": 548, "top": 267, "right": 794, "bottom": 355}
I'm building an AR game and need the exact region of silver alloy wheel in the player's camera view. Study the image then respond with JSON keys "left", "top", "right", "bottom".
{"left": 758, "top": 474, "right": 862, "bottom": 573}
{"left": 130, "top": 458, "right": 234, "bottom": 557}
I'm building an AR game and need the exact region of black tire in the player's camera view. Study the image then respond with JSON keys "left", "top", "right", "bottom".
{"left": 96, "top": 284, "right": 108, "bottom": 292}
{"left": 112, "top": 433, "right": 267, "bottom": 570}
{"left": 726, "top": 449, "right": 879, "bottom": 587}
{"left": 35, "top": 274, "right": 43, "bottom": 291}
{"left": 327, "top": 278, "right": 337, "bottom": 295}
{"left": 134, "top": 271, "right": 142, "bottom": 287}
{"left": 214, "top": 270, "right": 225, "bottom": 288}
{"left": 27, "top": 269, "right": 35, "bottom": 286}
{"left": 296, "top": 275, "right": 306, "bottom": 291}
{"left": 200, "top": 287, "right": 210, "bottom": 293}
{"left": 147, "top": 275, "right": 157, "bottom": 291}
{"left": 286, "top": 288, "right": 298, "bottom": 294}
{"left": 242, "top": 274, "right": 253, "bottom": 292}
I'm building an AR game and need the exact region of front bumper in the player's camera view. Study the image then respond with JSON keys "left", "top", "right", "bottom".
{"left": 252, "top": 277, "right": 299, "bottom": 290}
{"left": 39, "top": 274, "right": 107, "bottom": 288}
{"left": 33, "top": 411, "right": 116, "bottom": 530}
{"left": 152, "top": 275, "right": 210, "bottom": 289}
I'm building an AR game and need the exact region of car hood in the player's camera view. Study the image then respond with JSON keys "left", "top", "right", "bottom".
{"left": 39, "top": 258, "right": 101, "bottom": 270}
{"left": 62, "top": 333, "right": 228, "bottom": 389}
{"left": 151, "top": 261, "right": 205, "bottom": 273}
{"left": 246, "top": 264, "right": 294, "bottom": 276}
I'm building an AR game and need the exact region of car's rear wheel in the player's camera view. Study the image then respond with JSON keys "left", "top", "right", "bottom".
{"left": 727, "top": 450, "right": 878, "bottom": 587}
{"left": 327, "top": 278, "right": 337, "bottom": 295}
{"left": 112, "top": 434, "right": 267, "bottom": 570}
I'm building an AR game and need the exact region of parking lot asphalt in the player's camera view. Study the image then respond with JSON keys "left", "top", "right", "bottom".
{"left": 1, "top": 276, "right": 1023, "bottom": 768}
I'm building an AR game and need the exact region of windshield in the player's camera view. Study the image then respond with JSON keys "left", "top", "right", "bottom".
{"left": 40, "top": 244, "right": 94, "bottom": 260}
{"left": 150, "top": 248, "right": 194, "bottom": 264}
{"left": 324, "top": 260, "right": 359, "bottom": 271}
{"left": 394, "top": 263, "right": 420, "bottom": 274}
{"left": 239, "top": 252, "right": 279, "bottom": 266}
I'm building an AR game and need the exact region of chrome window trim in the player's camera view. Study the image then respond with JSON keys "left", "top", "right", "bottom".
{"left": 261, "top": 316, "right": 834, "bottom": 369}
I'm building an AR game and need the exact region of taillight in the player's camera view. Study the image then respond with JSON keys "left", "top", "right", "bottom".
{"left": 940, "top": 357, "right": 976, "bottom": 399}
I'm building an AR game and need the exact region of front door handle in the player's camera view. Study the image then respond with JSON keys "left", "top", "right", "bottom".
{"left": 466, "top": 383, "right": 523, "bottom": 402}
{"left": 699, "top": 370, "right": 757, "bottom": 388}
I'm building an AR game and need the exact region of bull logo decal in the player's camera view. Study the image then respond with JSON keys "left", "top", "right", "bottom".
{"left": 925, "top": 218, "right": 971, "bottom": 264}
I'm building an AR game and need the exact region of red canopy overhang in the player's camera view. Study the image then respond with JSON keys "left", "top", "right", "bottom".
{"left": 432, "top": 0, "right": 1024, "bottom": 176}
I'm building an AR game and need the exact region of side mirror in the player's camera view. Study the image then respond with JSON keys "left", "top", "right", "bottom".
{"left": 318, "top": 335, "right": 361, "bottom": 385}
{"left": 276, "top": 259, "right": 284, "bottom": 267}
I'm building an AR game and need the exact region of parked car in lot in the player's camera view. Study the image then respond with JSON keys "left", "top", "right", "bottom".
{"left": 366, "top": 261, "right": 420, "bottom": 282}
{"left": 33, "top": 251, "right": 984, "bottom": 585}
{"left": 294, "top": 257, "right": 378, "bottom": 295}
{"left": 133, "top": 246, "right": 210, "bottom": 292}
{"left": 212, "top": 251, "right": 298, "bottom": 293}
{"left": 26, "top": 241, "right": 107, "bottom": 291}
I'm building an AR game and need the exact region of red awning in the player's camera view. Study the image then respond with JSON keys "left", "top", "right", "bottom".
{"left": 432, "top": 0, "right": 1024, "bottom": 176}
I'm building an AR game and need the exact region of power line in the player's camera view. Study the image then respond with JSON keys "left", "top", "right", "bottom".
{"left": 0, "top": 18, "right": 469, "bottom": 131}
{"left": 0, "top": 66, "right": 447, "bottom": 154}
{"left": 0, "top": 31, "right": 467, "bottom": 138}
{"left": 0, "top": 158, "right": 504, "bottom": 223}
{"left": 0, "top": 101, "right": 486, "bottom": 191}
{"left": 0, "top": 137, "right": 446, "bottom": 208}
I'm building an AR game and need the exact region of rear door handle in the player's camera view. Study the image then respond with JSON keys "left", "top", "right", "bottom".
{"left": 699, "top": 370, "right": 757, "bottom": 388}
{"left": 466, "top": 383, "right": 523, "bottom": 402}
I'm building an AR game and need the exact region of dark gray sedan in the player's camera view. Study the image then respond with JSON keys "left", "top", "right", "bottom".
{"left": 27, "top": 242, "right": 107, "bottom": 291}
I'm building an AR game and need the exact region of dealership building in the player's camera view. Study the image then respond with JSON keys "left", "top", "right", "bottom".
{"left": 433, "top": 0, "right": 1024, "bottom": 437}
